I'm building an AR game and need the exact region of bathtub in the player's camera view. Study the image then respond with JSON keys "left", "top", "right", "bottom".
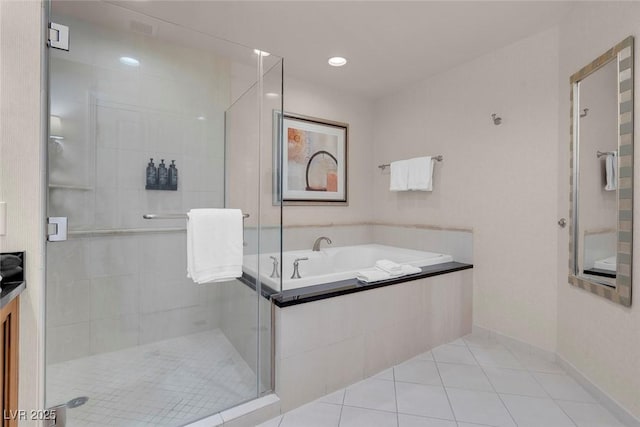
{"left": 243, "top": 244, "right": 454, "bottom": 291}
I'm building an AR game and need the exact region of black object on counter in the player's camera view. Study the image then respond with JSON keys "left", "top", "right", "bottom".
{"left": 0, "top": 252, "right": 24, "bottom": 285}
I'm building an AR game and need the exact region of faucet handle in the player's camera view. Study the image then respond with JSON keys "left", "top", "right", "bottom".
{"left": 291, "top": 257, "right": 309, "bottom": 279}
{"left": 269, "top": 256, "right": 280, "bottom": 279}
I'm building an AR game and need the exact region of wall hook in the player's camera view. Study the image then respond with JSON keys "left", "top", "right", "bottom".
{"left": 491, "top": 113, "right": 502, "bottom": 125}
{"left": 580, "top": 108, "right": 589, "bottom": 118}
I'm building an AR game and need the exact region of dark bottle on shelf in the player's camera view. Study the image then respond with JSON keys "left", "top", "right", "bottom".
{"left": 146, "top": 158, "right": 157, "bottom": 188}
{"left": 168, "top": 160, "right": 178, "bottom": 190}
{"left": 158, "top": 159, "right": 169, "bottom": 188}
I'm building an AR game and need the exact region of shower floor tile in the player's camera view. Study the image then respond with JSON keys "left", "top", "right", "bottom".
{"left": 47, "top": 329, "right": 257, "bottom": 427}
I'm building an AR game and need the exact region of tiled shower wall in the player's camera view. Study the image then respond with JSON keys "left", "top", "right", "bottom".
{"left": 46, "top": 15, "right": 231, "bottom": 363}
{"left": 46, "top": 233, "right": 221, "bottom": 364}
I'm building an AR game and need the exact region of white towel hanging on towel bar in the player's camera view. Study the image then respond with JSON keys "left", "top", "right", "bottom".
{"left": 390, "top": 160, "right": 410, "bottom": 191}
{"left": 604, "top": 151, "right": 617, "bottom": 191}
{"left": 407, "top": 156, "right": 434, "bottom": 191}
{"left": 187, "top": 208, "right": 243, "bottom": 284}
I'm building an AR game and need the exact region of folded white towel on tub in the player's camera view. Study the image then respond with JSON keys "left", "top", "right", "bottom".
{"left": 407, "top": 156, "right": 434, "bottom": 191}
{"left": 390, "top": 160, "right": 409, "bottom": 191}
{"left": 375, "top": 259, "right": 403, "bottom": 275}
{"left": 187, "top": 208, "right": 243, "bottom": 284}
{"left": 357, "top": 265, "right": 423, "bottom": 283}
{"left": 356, "top": 268, "right": 392, "bottom": 283}
{"left": 399, "top": 265, "right": 422, "bottom": 275}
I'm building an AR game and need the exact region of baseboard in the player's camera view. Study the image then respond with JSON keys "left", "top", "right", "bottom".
{"left": 556, "top": 356, "right": 640, "bottom": 427}
{"left": 471, "top": 324, "right": 557, "bottom": 361}
{"left": 473, "top": 324, "right": 640, "bottom": 427}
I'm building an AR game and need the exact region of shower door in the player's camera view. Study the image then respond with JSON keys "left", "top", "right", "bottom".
{"left": 45, "top": 2, "right": 282, "bottom": 426}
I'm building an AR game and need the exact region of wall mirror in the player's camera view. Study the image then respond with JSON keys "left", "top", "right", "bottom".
{"left": 569, "top": 36, "right": 634, "bottom": 306}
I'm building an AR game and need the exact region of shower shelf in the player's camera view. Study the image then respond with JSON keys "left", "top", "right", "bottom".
{"left": 48, "top": 184, "right": 94, "bottom": 191}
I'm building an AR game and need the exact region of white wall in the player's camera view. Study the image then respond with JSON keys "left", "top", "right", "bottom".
{"left": 0, "top": 0, "right": 45, "bottom": 421}
{"left": 557, "top": 1, "right": 640, "bottom": 419}
{"left": 282, "top": 77, "right": 375, "bottom": 228}
{"left": 228, "top": 68, "right": 377, "bottom": 252}
{"left": 372, "top": 28, "right": 560, "bottom": 352}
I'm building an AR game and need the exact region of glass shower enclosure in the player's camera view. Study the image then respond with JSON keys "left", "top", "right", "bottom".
{"left": 45, "top": 1, "right": 282, "bottom": 425}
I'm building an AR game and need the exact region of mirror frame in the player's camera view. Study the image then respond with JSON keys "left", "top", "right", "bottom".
{"left": 569, "top": 36, "right": 634, "bottom": 307}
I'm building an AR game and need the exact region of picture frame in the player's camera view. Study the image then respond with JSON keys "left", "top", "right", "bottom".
{"left": 273, "top": 111, "right": 348, "bottom": 205}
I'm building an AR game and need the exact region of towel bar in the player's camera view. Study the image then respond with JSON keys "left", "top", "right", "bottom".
{"left": 143, "top": 212, "right": 250, "bottom": 246}
{"left": 143, "top": 213, "right": 250, "bottom": 219}
{"left": 378, "top": 155, "right": 443, "bottom": 170}
{"left": 596, "top": 150, "right": 616, "bottom": 158}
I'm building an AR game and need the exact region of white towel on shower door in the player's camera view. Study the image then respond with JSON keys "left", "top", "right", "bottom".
{"left": 187, "top": 208, "right": 243, "bottom": 284}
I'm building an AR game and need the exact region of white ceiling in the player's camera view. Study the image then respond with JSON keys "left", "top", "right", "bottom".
{"left": 64, "top": 1, "right": 576, "bottom": 100}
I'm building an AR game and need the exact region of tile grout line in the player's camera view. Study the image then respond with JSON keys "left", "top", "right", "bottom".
{"left": 337, "top": 387, "right": 347, "bottom": 427}
{"left": 432, "top": 353, "right": 458, "bottom": 425}
{"left": 392, "top": 366, "right": 400, "bottom": 427}
{"left": 526, "top": 371, "right": 580, "bottom": 427}
{"left": 496, "top": 335, "right": 584, "bottom": 427}
{"left": 461, "top": 336, "right": 520, "bottom": 427}
{"left": 483, "top": 334, "right": 580, "bottom": 427}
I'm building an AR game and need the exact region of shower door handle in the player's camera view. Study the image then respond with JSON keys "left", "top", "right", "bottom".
{"left": 47, "top": 217, "right": 68, "bottom": 242}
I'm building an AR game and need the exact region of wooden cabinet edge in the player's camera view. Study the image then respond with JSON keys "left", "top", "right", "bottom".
{"left": 0, "top": 297, "right": 19, "bottom": 427}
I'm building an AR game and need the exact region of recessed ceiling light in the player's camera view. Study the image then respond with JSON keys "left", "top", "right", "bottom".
{"left": 265, "top": 92, "right": 279, "bottom": 98}
{"left": 196, "top": 116, "right": 206, "bottom": 121}
{"left": 328, "top": 56, "right": 347, "bottom": 67}
{"left": 253, "top": 49, "right": 270, "bottom": 57}
{"left": 119, "top": 56, "right": 140, "bottom": 67}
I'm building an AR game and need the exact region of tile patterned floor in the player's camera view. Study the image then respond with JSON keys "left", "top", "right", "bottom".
{"left": 47, "top": 329, "right": 256, "bottom": 427}
{"left": 259, "top": 332, "right": 627, "bottom": 427}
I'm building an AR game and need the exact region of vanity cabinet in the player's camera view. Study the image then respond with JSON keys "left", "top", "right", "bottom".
{"left": 0, "top": 296, "right": 19, "bottom": 427}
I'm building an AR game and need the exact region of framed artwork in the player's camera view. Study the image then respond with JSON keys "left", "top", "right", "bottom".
{"left": 274, "top": 111, "right": 348, "bottom": 205}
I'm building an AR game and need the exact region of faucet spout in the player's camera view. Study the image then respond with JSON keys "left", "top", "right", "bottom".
{"left": 312, "top": 236, "right": 332, "bottom": 251}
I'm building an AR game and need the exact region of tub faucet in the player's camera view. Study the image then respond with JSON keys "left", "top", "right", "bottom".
{"left": 269, "top": 256, "right": 280, "bottom": 279}
{"left": 312, "top": 236, "right": 332, "bottom": 251}
{"left": 291, "top": 257, "right": 308, "bottom": 279}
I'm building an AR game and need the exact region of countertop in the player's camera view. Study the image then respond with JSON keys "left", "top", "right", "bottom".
{"left": 0, "top": 281, "right": 26, "bottom": 310}
{"left": 271, "top": 261, "right": 473, "bottom": 307}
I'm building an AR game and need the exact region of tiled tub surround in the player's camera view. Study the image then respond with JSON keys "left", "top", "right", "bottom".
{"left": 274, "top": 268, "right": 473, "bottom": 412}
{"left": 245, "top": 223, "right": 472, "bottom": 264}
{"left": 260, "top": 329, "right": 627, "bottom": 427}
